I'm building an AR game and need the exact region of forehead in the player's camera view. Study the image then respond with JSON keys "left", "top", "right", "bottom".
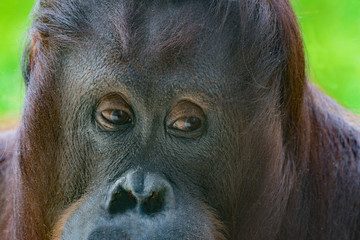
{"left": 91, "top": 1, "right": 234, "bottom": 58}
{"left": 60, "top": 1, "right": 241, "bottom": 103}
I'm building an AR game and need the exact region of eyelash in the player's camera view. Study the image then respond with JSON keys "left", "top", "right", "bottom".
{"left": 171, "top": 117, "right": 202, "bottom": 132}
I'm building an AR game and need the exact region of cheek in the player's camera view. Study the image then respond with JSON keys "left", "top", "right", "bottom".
{"left": 52, "top": 196, "right": 88, "bottom": 240}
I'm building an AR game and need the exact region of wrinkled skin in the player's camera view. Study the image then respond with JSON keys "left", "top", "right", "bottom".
{"left": 0, "top": 0, "right": 359, "bottom": 240}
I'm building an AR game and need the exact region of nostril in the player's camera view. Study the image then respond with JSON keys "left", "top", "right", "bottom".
{"left": 105, "top": 170, "right": 175, "bottom": 216}
{"left": 107, "top": 187, "right": 137, "bottom": 215}
{"left": 141, "top": 190, "right": 166, "bottom": 215}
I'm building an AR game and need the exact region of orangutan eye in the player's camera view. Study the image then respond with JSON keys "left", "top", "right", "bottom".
{"left": 101, "top": 110, "right": 132, "bottom": 125}
{"left": 172, "top": 117, "right": 202, "bottom": 132}
{"left": 166, "top": 100, "right": 206, "bottom": 138}
{"left": 96, "top": 94, "right": 134, "bottom": 130}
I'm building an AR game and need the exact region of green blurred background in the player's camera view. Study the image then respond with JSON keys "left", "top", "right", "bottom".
{"left": 0, "top": 0, "right": 360, "bottom": 128}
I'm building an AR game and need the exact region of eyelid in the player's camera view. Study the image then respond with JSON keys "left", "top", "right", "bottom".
{"left": 97, "top": 93, "right": 131, "bottom": 109}
{"left": 98, "top": 101, "right": 131, "bottom": 112}
{"left": 167, "top": 101, "right": 205, "bottom": 120}
{"left": 169, "top": 108, "right": 202, "bottom": 117}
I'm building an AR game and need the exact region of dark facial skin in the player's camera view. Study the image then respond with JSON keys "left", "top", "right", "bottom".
{"left": 56, "top": 36, "right": 228, "bottom": 240}
{"left": 54, "top": 7, "right": 265, "bottom": 239}
{"left": 47, "top": 2, "right": 285, "bottom": 239}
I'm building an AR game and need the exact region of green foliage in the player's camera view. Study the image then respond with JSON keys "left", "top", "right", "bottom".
{"left": 292, "top": 0, "right": 360, "bottom": 113}
{"left": 0, "top": 0, "right": 359, "bottom": 117}
{"left": 0, "top": 0, "right": 34, "bottom": 117}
